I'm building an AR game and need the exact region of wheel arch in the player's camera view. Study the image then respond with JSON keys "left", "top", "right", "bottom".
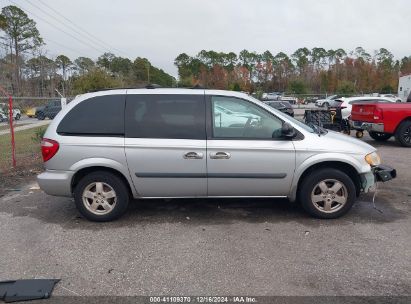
{"left": 290, "top": 160, "right": 362, "bottom": 202}
{"left": 71, "top": 166, "right": 135, "bottom": 197}
{"left": 394, "top": 116, "right": 411, "bottom": 134}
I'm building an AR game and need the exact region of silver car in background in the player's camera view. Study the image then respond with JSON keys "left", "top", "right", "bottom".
{"left": 37, "top": 89, "right": 396, "bottom": 221}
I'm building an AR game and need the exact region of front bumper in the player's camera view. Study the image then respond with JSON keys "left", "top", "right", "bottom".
{"left": 37, "top": 170, "right": 74, "bottom": 197}
{"left": 351, "top": 120, "right": 384, "bottom": 132}
{"left": 360, "top": 165, "right": 396, "bottom": 193}
{"left": 373, "top": 165, "right": 397, "bottom": 182}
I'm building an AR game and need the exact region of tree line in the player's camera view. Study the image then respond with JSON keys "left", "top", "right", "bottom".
{"left": 2, "top": 4, "right": 411, "bottom": 98}
{"left": 0, "top": 5, "right": 174, "bottom": 97}
{"left": 175, "top": 48, "right": 411, "bottom": 95}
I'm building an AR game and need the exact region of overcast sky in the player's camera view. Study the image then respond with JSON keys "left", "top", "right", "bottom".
{"left": 2, "top": 0, "right": 410, "bottom": 77}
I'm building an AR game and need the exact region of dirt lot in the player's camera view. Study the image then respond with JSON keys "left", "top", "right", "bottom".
{"left": 0, "top": 133, "right": 410, "bottom": 298}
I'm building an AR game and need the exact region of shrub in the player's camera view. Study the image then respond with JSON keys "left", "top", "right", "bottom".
{"left": 288, "top": 80, "right": 307, "bottom": 94}
{"left": 31, "top": 126, "right": 47, "bottom": 143}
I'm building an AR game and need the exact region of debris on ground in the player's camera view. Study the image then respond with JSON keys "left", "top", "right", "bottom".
{"left": 0, "top": 279, "right": 60, "bottom": 303}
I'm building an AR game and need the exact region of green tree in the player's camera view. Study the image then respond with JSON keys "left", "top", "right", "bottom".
{"left": 111, "top": 56, "right": 132, "bottom": 75}
{"left": 292, "top": 47, "right": 310, "bottom": 75}
{"left": 336, "top": 80, "right": 355, "bottom": 95}
{"left": 288, "top": 79, "right": 307, "bottom": 94}
{"left": 55, "top": 54, "right": 72, "bottom": 95}
{"left": 72, "top": 69, "right": 120, "bottom": 94}
{"left": 222, "top": 52, "right": 237, "bottom": 71}
{"left": 97, "top": 52, "right": 115, "bottom": 70}
{"left": 74, "top": 57, "right": 95, "bottom": 75}
{"left": 311, "top": 47, "right": 327, "bottom": 70}
{"left": 0, "top": 5, "right": 43, "bottom": 93}
{"left": 133, "top": 57, "right": 150, "bottom": 82}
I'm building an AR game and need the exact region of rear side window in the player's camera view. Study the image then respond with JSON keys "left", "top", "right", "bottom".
{"left": 125, "top": 94, "right": 206, "bottom": 139}
{"left": 57, "top": 95, "right": 125, "bottom": 136}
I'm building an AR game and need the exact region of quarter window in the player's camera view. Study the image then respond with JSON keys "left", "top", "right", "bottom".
{"left": 211, "top": 96, "right": 283, "bottom": 139}
{"left": 57, "top": 95, "right": 125, "bottom": 136}
{"left": 125, "top": 94, "right": 206, "bottom": 139}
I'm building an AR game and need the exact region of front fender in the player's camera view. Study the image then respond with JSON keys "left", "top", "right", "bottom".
{"left": 288, "top": 152, "right": 371, "bottom": 202}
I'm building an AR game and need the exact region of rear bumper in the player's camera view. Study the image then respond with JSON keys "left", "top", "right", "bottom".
{"left": 37, "top": 170, "right": 74, "bottom": 197}
{"left": 351, "top": 120, "right": 384, "bottom": 132}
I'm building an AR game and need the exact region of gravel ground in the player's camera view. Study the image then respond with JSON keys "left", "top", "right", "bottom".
{"left": 0, "top": 134, "right": 410, "bottom": 298}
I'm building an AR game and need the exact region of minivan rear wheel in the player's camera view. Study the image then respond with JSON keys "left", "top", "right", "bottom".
{"left": 74, "top": 171, "right": 129, "bottom": 221}
{"left": 298, "top": 168, "right": 356, "bottom": 219}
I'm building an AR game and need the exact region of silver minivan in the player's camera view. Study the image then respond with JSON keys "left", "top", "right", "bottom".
{"left": 37, "top": 89, "right": 396, "bottom": 221}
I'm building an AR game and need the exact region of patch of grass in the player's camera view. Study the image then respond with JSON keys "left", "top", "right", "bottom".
{"left": 0, "top": 123, "right": 30, "bottom": 131}
{"left": 0, "top": 127, "right": 43, "bottom": 172}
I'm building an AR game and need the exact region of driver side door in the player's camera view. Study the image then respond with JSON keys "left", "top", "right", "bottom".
{"left": 206, "top": 95, "right": 296, "bottom": 197}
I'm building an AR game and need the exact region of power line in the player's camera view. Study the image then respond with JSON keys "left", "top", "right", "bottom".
{"left": 34, "top": 0, "right": 130, "bottom": 58}
{"left": 23, "top": 0, "right": 119, "bottom": 56}
{"left": 42, "top": 37, "right": 89, "bottom": 58}
{"left": 8, "top": 0, "right": 109, "bottom": 55}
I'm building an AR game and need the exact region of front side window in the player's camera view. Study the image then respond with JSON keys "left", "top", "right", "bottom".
{"left": 57, "top": 95, "right": 125, "bottom": 136}
{"left": 211, "top": 96, "right": 283, "bottom": 139}
{"left": 125, "top": 94, "right": 206, "bottom": 139}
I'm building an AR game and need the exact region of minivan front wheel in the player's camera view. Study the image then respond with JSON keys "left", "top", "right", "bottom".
{"left": 298, "top": 168, "right": 356, "bottom": 219}
{"left": 74, "top": 171, "right": 129, "bottom": 221}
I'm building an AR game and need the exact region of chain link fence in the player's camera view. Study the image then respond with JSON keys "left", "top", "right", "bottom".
{"left": 0, "top": 96, "right": 72, "bottom": 174}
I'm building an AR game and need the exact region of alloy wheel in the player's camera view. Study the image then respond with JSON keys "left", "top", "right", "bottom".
{"left": 82, "top": 182, "right": 117, "bottom": 215}
{"left": 311, "top": 179, "right": 348, "bottom": 213}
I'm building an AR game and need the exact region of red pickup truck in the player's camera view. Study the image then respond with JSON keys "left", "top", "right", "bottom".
{"left": 351, "top": 102, "right": 411, "bottom": 147}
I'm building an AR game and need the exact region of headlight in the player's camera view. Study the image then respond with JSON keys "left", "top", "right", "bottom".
{"left": 365, "top": 152, "right": 381, "bottom": 166}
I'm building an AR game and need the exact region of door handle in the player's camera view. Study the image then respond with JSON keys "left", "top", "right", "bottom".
{"left": 210, "top": 152, "right": 231, "bottom": 159}
{"left": 183, "top": 152, "right": 204, "bottom": 159}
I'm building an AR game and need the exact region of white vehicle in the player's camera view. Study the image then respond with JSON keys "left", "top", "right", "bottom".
{"left": 262, "top": 92, "right": 282, "bottom": 101}
{"left": 0, "top": 111, "right": 7, "bottom": 122}
{"left": 315, "top": 95, "right": 342, "bottom": 107}
{"left": 339, "top": 96, "right": 396, "bottom": 120}
{"left": 0, "top": 103, "right": 21, "bottom": 120}
{"left": 379, "top": 94, "right": 402, "bottom": 102}
{"left": 398, "top": 74, "right": 411, "bottom": 102}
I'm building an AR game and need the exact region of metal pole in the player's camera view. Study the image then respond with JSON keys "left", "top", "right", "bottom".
{"left": 8, "top": 95, "right": 16, "bottom": 168}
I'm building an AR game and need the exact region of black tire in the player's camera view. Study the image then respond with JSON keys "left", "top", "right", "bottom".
{"left": 395, "top": 120, "right": 411, "bottom": 147}
{"left": 298, "top": 168, "right": 356, "bottom": 219}
{"left": 15, "top": 113, "right": 21, "bottom": 120}
{"left": 369, "top": 131, "right": 392, "bottom": 141}
{"left": 74, "top": 171, "right": 130, "bottom": 222}
{"left": 37, "top": 112, "right": 45, "bottom": 120}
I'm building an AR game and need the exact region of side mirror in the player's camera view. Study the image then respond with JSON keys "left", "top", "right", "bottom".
{"left": 281, "top": 122, "right": 297, "bottom": 139}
